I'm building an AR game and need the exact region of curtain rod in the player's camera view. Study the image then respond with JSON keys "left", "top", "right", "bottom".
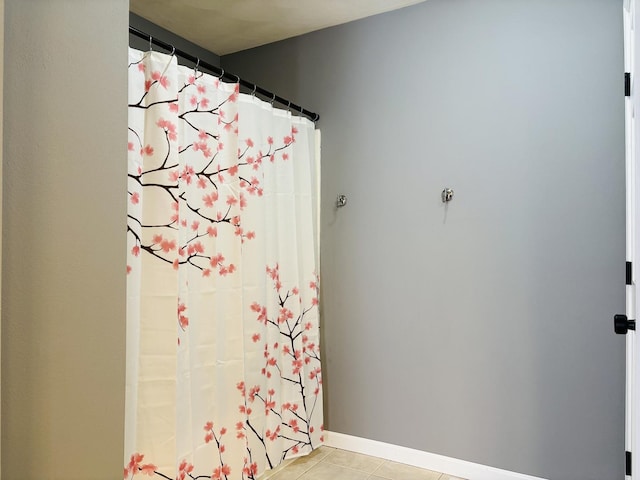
{"left": 129, "top": 26, "right": 319, "bottom": 122}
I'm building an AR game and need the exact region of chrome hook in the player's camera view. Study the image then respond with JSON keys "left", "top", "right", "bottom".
{"left": 149, "top": 35, "right": 153, "bottom": 51}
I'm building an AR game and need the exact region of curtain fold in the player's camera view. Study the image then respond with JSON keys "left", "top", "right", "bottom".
{"left": 125, "top": 48, "right": 323, "bottom": 480}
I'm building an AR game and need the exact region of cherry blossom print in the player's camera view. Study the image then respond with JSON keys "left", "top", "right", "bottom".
{"left": 127, "top": 47, "right": 322, "bottom": 480}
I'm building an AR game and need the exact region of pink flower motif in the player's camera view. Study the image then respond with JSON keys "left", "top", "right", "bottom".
{"left": 283, "top": 135, "right": 293, "bottom": 144}
{"left": 160, "top": 239, "right": 177, "bottom": 253}
{"left": 156, "top": 118, "right": 177, "bottom": 141}
{"left": 130, "top": 192, "right": 140, "bottom": 205}
{"left": 131, "top": 245, "right": 140, "bottom": 256}
{"left": 210, "top": 253, "right": 225, "bottom": 266}
{"left": 137, "top": 63, "right": 146, "bottom": 72}
{"left": 151, "top": 71, "right": 169, "bottom": 89}
{"left": 207, "top": 226, "right": 218, "bottom": 237}
{"left": 203, "top": 192, "right": 219, "bottom": 207}
{"left": 140, "top": 464, "right": 157, "bottom": 476}
{"left": 226, "top": 195, "right": 238, "bottom": 206}
{"left": 128, "top": 141, "right": 135, "bottom": 151}
{"left": 142, "top": 144, "right": 154, "bottom": 156}
{"left": 288, "top": 419, "right": 300, "bottom": 433}
{"left": 169, "top": 102, "right": 179, "bottom": 113}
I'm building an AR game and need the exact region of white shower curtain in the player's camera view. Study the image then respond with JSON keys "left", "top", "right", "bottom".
{"left": 125, "top": 48, "right": 323, "bottom": 479}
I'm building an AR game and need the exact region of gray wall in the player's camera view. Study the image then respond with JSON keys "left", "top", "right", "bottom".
{"left": 223, "top": 1, "right": 626, "bottom": 479}
{"left": 2, "top": 0, "right": 128, "bottom": 478}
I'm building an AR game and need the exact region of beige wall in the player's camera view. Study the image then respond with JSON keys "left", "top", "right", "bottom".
{"left": 2, "top": 1, "right": 128, "bottom": 478}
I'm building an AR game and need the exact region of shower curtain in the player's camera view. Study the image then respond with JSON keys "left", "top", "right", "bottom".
{"left": 125, "top": 48, "right": 323, "bottom": 479}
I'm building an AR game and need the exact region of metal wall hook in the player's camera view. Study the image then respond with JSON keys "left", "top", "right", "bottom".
{"left": 441, "top": 188, "right": 454, "bottom": 203}
{"left": 336, "top": 194, "right": 347, "bottom": 208}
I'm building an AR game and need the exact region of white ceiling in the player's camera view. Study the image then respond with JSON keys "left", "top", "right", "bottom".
{"left": 130, "top": 0, "right": 428, "bottom": 56}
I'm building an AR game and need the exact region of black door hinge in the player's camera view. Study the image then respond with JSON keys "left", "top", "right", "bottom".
{"left": 626, "top": 73, "right": 631, "bottom": 97}
{"left": 626, "top": 73, "right": 632, "bottom": 96}
{"left": 627, "top": 451, "right": 632, "bottom": 475}
{"left": 627, "top": 261, "right": 633, "bottom": 285}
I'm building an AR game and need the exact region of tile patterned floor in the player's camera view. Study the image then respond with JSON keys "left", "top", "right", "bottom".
{"left": 263, "top": 447, "right": 466, "bottom": 480}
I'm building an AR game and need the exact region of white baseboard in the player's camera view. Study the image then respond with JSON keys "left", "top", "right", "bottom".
{"left": 324, "top": 431, "right": 548, "bottom": 480}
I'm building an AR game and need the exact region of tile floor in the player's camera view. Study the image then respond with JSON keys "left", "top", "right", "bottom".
{"left": 264, "top": 447, "right": 466, "bottom": 480}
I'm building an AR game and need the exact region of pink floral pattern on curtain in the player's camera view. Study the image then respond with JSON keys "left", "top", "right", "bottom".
{"left": 126, "top": 48, "right": 323, "bottom": 480}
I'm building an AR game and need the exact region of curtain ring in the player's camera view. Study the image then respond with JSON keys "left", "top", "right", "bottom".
{"left": 170, "top": 45, "right": 176, "bottom": 56}
{"left": 218, "top": 67, "right": 225, "bottom": 80}
{"left": 314, "top": 113, "right": 320, "bottom": 122}
{"left": 194, "top": 58, "right": 200, "bottom": 76}
{"left": 149, "top": 35, "right": 153, "bottom": 52}
{"left": 251, "top": 84, "right": 257, "bottom": 98}
{"left": 270, "top": 92, "right": 276, "bottom": 106}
